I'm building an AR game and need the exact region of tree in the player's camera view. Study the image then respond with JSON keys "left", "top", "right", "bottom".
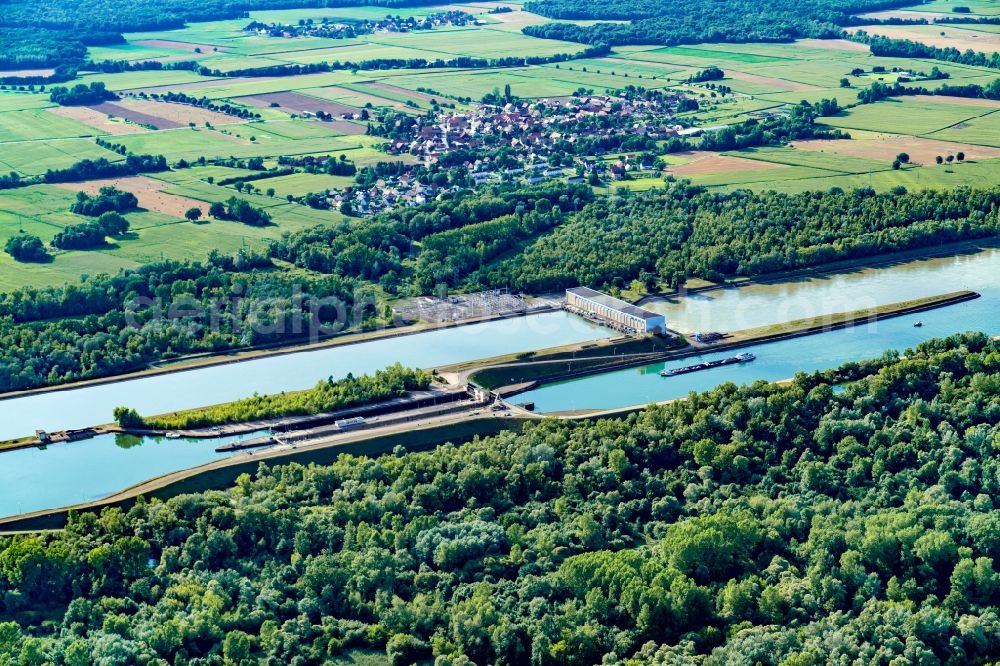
{"left": 386, "top": 634, "right": 430, "bottom": 666}
{"left": 957, "top": 151, "right": 966, "bottom": 161}
{"left": 184, "top": 207, "right": 203, "bottom": 222}
{"left": 223, "top": 631, "right": 253, "bottom": 666}
{"left": 839, "top": 77, "right": 850, "bottom": 88}
{"left": 112, "top": 406, "right": 146, "bottom": 428}
{"left": 209, "top": 202, "right": 226, "bottom": 218}
{"left": 4, "top": 235, "right": 49, "bottom": 262}
{"left": 936, "top": 155, "right": 944, "bottom": 164}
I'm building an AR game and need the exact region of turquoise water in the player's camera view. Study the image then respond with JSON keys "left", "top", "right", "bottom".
{"left": 518, "top": 248, "right": 1000, "bottom": 412}
{"left": 0, "top": 430, "right": 266, "bottom": 518}
{"left": 1, "top": 248, "right": 999, "bottom": 519}
{"left": 0, "top": 311, "right": 606, "bottom": 441}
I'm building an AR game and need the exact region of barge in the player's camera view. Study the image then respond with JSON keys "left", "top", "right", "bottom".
{"left": 660, "top": 352, "right": 756, "bottom": 377}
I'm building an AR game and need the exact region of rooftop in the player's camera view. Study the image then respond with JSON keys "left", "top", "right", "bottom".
{"left": 566, "top": 287, "right": 663, "bottom": 321}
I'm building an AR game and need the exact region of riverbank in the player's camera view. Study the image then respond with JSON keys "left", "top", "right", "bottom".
{"left": 472, "top": 290, "right": 979, "bottom": 397}
{"left": 0, "top": 290, "right": 986, "bottom": 531}
{"left": 0, "top": 302, "right": 560, "bottom": 403}
{"left": 637, "top": 237, "right": 1000, "bottom": 306}
{"left": 0, "top": 413, "right": 529, "bottom": 533}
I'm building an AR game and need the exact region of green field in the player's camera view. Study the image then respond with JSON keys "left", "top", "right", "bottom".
{"left": 235, "top": 171, "right": 357, "bottom": 197}
{"left": 0, "top": 139, "right": 122, "bottom": 175}
{"left": 0, "top": 109, "right": 100, "bottom": 142}
{"left": 819, "top": 99, "right": 995, "bottom": 135}
{"left": 929, "top": 109, "right": 1000, "bottom": 146}
{"left": 2, "top": 2, "right": 1000, "bottom": 291}
{"left": 727, "top": 146, "right": 891, "bottom": 173}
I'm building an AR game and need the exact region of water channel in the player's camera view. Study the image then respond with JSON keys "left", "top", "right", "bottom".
{"left": 1, "top": 247, "right": 998, "bottom": 518}
{"left": 0, "top": 311, "right": 606, "bottom": 441}
{"left": 518, "top": 247, "right": 1000, "bottom": 411}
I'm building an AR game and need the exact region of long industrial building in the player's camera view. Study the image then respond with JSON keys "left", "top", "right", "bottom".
{"left": 565, "top": 287, "right": 667, "bottom": 334}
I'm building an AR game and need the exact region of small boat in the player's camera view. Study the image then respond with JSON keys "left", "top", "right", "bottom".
{"left": 913, "top": 321, "right": 923, "bottom": 327}
{"left": 165, "top": 432, "right": 181, "bottom": 439}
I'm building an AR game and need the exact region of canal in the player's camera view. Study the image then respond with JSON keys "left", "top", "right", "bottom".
{"left": 1, "top": 247, "right": 999, "bottom": 518}
{"left": 518, "top": 247, "right": 1000, "bottom": 412}
{"left": 0, "top": 311, "right": 606, "bottom": 441}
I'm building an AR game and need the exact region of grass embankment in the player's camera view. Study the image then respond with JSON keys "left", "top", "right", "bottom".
{"left": 122, "top": 364, "right": 430, "bottom": 430}
{"left": 470, "top": 291, "right": 978, "bottom": 391}
{"left": 469, "top": 336, "right": 682, "bottom": 390}
{"left": 726, "top": 290, "right": 979, "bottom": 342}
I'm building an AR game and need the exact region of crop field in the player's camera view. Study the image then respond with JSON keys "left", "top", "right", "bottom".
{"left": 110, "top": 125, "right": 361, "bottom": 162}
{"left": 819, "top": 99, "right": 995, "bottom": 135}
{"left": 0, "top": 108, "right": 100, "bottom": 142}
{"left": 904, "top": 0, "right": 1000, "bottom": 14}
{"left": 929, "top": 111, "right": 1000, "bottom": 146}
{"left": 845, "top": 23, "right": 1000, "bottom": 53}
{"left": 0, "top": 92, "right": 58, "bottom": 113}
{"left": 791, "top": 132, "right": 1000, "bottom": 164}
{"left": 5, "top": 0, "right": 1000, "bottom": 291}
{"left": 249, "top": 172, "right": 357, "bottom": 197}
{"left": 727, "top": 146, "right": 891, "bottom": 173}
{"left": 0, "top": 139, "right": 122, "bottom": 175}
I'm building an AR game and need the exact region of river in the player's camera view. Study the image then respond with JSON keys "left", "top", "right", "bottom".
{"left": 2, "top": 247, "right": 999, "bottom": 519}
{"left": 517, "top": 247, "right": 1000, "bottom": 412}
{"left": 0, "top": 311, "right": 606, "bottom": 441}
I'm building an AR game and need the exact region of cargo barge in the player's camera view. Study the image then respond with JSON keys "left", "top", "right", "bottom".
{"left": 660, "top": 352, "right": 756, "bottom": 377}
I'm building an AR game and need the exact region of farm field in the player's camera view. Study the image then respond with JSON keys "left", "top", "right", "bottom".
{"left": 818, "top": 99, "right": 998, "bottom": 135}
{"left": 6, "top": 1, "right": 1000, "bottom": 291}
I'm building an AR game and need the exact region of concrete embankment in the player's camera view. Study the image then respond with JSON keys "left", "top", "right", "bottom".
{"left": 0, "top": 304, "right": 558, "bottom": 403}
{"left": 1, "top": 387, "right": 469, "bottom": 452}
{"left": 485, "top": 290, "right": 980, "bottom": 399}
{"left": 0, "top": 414, "right": 525, "bottom": 533}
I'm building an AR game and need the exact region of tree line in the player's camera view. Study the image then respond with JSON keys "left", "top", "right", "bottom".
{"left": 477, "top": 182, "right": 1000, "bottom": 292}
{"left": 857, "top": 32, "right": 1000, "bottom": 70}
{"left": 520, "top": 0, "right": 914, "bottom": 46}
{"left": 0, "top": 256, "right": 358, "bottom": 391}
{"left": 0, "top": 332, "right": 998, "bottom": 664}
{"left": 122, "top": 363, "right": 431, "bottom": 430}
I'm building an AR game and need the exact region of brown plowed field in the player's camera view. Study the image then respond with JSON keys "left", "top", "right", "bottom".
{"left": 47, "top": 106, "right": 149, "bottom": 135}
{"left": 56, "top": 176, "right": 207, "bottom": 219}
{"left": 669, "top": 152, "right": 787, "bottom": 176}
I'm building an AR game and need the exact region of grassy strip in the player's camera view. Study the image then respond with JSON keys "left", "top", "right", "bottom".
{"left": 121, "top": 363, "right": 431, "bottom": 431}
{"left": 471, "top": 291, "right": 978, "bottom": 391}
{"left": 466, "top": 336, "right": 681, "bottom": 389}
{"left": 727, "top": 290, "right": 978, "bottom": 341}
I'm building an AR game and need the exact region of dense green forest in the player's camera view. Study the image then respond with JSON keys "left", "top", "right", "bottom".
{"left": 2, "top": 180, "right": 998, "bottom": 392}
{"left": 521, "top": 0, "right": 916, "bottom": 46}
{"left": 1, "top": 332, "right": 998, "bottom": 664}
{"left": 478, "top": 183, "right": 1000, "bottom": 292}
{"left": 0, "top": 182, "right": 588, "bottom": 392}
{"left": 135, "top": 363, "right": 431, "bottom": 429}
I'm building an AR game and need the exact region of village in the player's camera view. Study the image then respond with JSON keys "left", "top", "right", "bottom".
{"left": 325, "top": 89, "right": 706, "bottom": 215}
{"left": 242, "top": 10, "right": 478, "bottom": 40}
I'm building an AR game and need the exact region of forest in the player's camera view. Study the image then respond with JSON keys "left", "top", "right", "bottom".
{"left": 0, "top": 332, "right": 998, "bottom": 664}
{"left": 2, "top": 179, "right": 999, "bottom": 392}
{"left": 133, "top": 363, "right": 431, "bottom": 429}
{"left": 478, "top": 182, "right": 1000, "bottom": 292}
{"left": 521, "top": 0, "right": 916, "bottom": 46}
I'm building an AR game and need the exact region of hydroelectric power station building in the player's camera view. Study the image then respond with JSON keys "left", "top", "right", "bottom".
{"left": 565, "top": 287, "right": 667, "bottom": 334}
